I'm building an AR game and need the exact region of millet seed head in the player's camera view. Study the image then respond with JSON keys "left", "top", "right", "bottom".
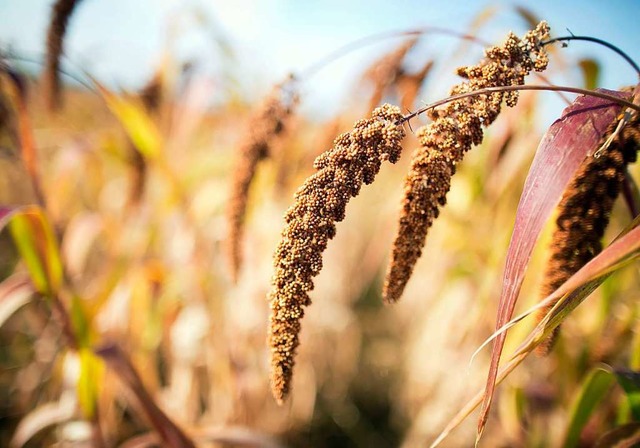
{"left": 383, "top": 21, "right": 550, "bottom": 303}
{"left": 43, "top": 0, "right": 82, "bottom": 111}
{"left": 226, "top": 84, "right": 298, "bottom": 283}
{"left": 268, "top": 104, "right": 405, "bottom": 403}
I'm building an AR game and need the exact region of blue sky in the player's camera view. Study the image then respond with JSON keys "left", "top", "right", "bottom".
{"left": 0, "top": 0, "right": 638, "bottom": 118}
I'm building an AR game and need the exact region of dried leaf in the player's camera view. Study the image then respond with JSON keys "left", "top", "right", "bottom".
{"left": 1, "top": 69, "right": 45, "bottom": 205}
{"left": 10, "top": 396, "right": 75, "bottom": 447}
{"left": 0, "top": 274, "right": 33, "bottom": 328}
{"left": 95, "top": 343, "right": 196, "bottom": 448}
{"left": 595, "top": 423, "right": 640, "bottom": 448}
{"left": 433, "top": 203, "right": 640, "bottom": 447}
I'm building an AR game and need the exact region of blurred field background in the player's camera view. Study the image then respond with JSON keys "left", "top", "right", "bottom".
{"left": 0, "top": 1, "right": 639, "bottom": 447}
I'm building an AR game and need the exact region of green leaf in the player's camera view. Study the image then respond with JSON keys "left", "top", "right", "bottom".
{"left": 77, "top": 348, "right": 104, "bottom": 420}
{"left": 2, "top": 206, "right": 63, "bottom": 296}
{"left": 614, "top": 369, "right": 640, "bottom": 421}
{"left": 70, "top": 294, "right": 91, "bottom": 347}
{"left": 95, "top": 82, "right": 162, "bottom": 159}
{"left": 579, "top": 59, "right": 600, "bottom": 91}
{"left": 563, "top": 366, "right": 615, "bottom": 448}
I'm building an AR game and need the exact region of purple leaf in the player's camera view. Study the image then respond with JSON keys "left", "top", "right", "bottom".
{"left": 478, "top": 89, "right": 629, "bottom": 438}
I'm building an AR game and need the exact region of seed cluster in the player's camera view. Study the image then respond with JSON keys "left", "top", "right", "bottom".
{"left": 536, "top": 104, "right": 639, "bottom": 355}
{"left": 127, "top": 73, "right": 163, "bottom": 208}
{"left": 383, "top": 22, "right": 550, "bottom": 303}
{"left": 43, "top": 0, "right": 82, "bottom": 111}
{"left": 363, "top": 38, "right": 419, "bottom": 110}
{"left": 398, "top": 60, "right": 434, "bottom": 112}
{"left": 268, "top": 104, "right": 405, "bottom": 403}
{"left": 226, "top": 85, "right": 298, "bottom": 282}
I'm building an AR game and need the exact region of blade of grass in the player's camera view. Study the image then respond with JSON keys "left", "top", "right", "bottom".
{"left": 595, "top": 423, "right": 640, "bottom": 447}
{"left": 563, "top": 366, "right": 616, "bottom": 448}
{"left": 613, "top": 369, "right": 640, "bottom": 422}
{"left": 10, "top": 396, "right": 76, "bottom": 447}
{"left": 503, "top": 218, "right": 640, "bottom": 362}
{"left": 95, "top": 343, "right": 196, "bottom": 448}
{"left": 77, "top": 347, "right": 104, "bottom": 420}
{"left": 1, "top": 69, "right": 46, "bottom": 207}
{"left": 578, "top": 58, "right": 600, "bottom": 90}
{"left": 94, "top": 82, "right": 161, "bottom": 160}
{"left": 479, "top": 89, "right": 629, "bottom": 439}
{"left": 0, "top": 205, "right": 78, "bottom": 348}
{"left": 0, "top": 274, "right": 34, "bottom": 328}
{"left": 1, "top": 205, "right": 62, "bottom": 296}
{"left": 622, "top": 170, "right": 640, "bottom": 218}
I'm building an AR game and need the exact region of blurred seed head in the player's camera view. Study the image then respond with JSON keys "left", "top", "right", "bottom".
{"left": 43, "top": 0, "right": 82, "bottom": 112}
{"left": 363, "top": 37, "right": 419, "bottom": 110}
{"left": 226, "top": 83, "right": 299, "bottom": 283}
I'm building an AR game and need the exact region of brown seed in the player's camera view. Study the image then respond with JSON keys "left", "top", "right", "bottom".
{"left": 268, "top": 104, "right": 405, "bottom": 403}
{"left": 383, "top": 21, "right": 550, "bottom": 303}
{"left": 226, "top": 83, "right": 298, "bottom": 283}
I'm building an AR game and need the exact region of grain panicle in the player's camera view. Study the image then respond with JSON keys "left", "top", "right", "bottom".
{"left": 268, "top": 104, "right": 405, "bottom": 403}
{"left": 383, "top": 22, "right": 550, "bottom": 303}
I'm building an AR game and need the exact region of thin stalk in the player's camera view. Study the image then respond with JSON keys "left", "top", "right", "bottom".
{"left": 543, "top": 35, "right": 640, "bottom": 77}
{"left": 399, "top": 84, "right": 640, "bottom": 125}
{"left": 296, "top": 27, "right": 489, "bottom": 80}
{"left": 622, "top": 170, "right": 640, "bottom": 218}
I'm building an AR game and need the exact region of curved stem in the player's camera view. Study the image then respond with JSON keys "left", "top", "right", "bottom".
{"left": 2, "top": 52, "right": 97, "bottom": 93}
{"left": 542, "top": 35, "right": 640, "bottom": 77}
{"left": 399, "top": 84, "right": 640, "bottom": 125}
{"left": 296, "top": 27, "right": 489, "bottom": 80}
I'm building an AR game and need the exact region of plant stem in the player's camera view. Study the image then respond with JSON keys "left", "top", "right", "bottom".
{"left": 399, "top": 85, "right": 640, "bottom": 125}
{"left": 543, "top": 35, "right": 640, "bottom": 77}
{"left": 296, "top": 27, "right": 489, "bottom": 80}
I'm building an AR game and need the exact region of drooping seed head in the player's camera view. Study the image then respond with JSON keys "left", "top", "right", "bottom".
{"left": 43, "top": 0, "right": 83, "bottom": 111}
{"left": 268, "top": 104, "right": 405, "bottom": 403}
{"left": 226, "top": 83, "right": 298, "bottom": 282}
{"left": 383, "top": 21, "right": 550, "bottom": 303}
